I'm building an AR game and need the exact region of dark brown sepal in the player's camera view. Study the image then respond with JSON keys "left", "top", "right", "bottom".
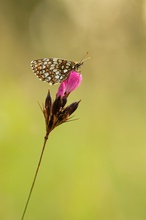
{"left": 61, "top": 96, "right": 67, "bottom": 108}
{"left": 45, "top": 90, "right": 52, "bottom": 117}
{"left": 66, "top": 100, "right": 81, "bottom": 116}
{"left": 52, "top": 96, "right": 62, "bottom": 115}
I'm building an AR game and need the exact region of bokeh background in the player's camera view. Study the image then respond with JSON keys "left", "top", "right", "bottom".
{"left": 1, "top": 0, "right": 146, "bottom": 219}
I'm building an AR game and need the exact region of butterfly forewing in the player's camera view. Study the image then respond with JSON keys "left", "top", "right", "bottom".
{"left": 31, "top": 58, "right": 76, "bottom": 85}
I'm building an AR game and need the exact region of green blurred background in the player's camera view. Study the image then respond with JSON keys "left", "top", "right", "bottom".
{"left": 1, "top": 0, "right": 146, "bottom": 219}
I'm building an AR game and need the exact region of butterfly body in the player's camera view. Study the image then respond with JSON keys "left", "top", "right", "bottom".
{"left": 31, "top": 58, "right": 83, "bottom": 85}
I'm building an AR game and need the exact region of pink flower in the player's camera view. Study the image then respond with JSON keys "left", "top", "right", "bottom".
{"left": 57, "top": 70, "right": 82, "bottom": 98}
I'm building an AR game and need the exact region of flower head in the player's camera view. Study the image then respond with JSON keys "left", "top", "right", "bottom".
{"left": 43, "top": 70, "right": 82, "bottom": 135}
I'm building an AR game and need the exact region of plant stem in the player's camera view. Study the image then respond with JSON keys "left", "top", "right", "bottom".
{"left": 21, "top": 133, "right": 49, "bottom": 220}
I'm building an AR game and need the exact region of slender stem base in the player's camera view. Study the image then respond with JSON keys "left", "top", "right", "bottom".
{"left": 21, "top": 134, "right": 49, "bottom": 220}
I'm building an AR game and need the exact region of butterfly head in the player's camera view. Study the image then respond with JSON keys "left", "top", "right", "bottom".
{"left": 74, "top": 54, "right": 90, "bottom": 72}
{"left": 74, "top": 61, "right": 84, "bottom": 71}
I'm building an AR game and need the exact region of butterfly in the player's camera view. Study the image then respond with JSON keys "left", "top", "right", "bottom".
{"left": 31, "top": 54, "right": 89, "bottom": 85}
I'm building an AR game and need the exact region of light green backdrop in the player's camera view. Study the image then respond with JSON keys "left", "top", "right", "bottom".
{"left": 0, "top": 0, "right": 146, "bottom": 219}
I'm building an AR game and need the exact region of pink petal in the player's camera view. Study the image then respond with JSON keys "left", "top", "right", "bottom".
{"left": 64, "top": 71, "right": 82, "bottom": 95}
{"left": 56, "top": 81, "right": 66, "bottom": 98}
{"left": 56, "top": 70, "right": 82, "bottom": 98}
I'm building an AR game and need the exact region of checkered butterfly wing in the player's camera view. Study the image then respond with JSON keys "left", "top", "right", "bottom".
{"left": 31, "top": 58, "right": 78, "bottom": 85}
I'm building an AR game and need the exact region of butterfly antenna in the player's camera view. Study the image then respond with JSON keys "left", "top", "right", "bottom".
{"left": 80, "top": 52, "right": 91, "bottom": 64}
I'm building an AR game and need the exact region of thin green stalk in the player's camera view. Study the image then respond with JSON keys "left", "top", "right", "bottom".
{"left": 21, "top": 134, "right": 49, "bottom": 220}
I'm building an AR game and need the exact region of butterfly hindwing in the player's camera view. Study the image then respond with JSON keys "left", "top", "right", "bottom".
{"left": 31, "top": 58, "right": 76, "bottom": 85}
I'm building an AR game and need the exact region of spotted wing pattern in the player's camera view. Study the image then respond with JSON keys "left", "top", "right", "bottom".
{"left": 31, "top": 58, "right": 77, "bottom": 85}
